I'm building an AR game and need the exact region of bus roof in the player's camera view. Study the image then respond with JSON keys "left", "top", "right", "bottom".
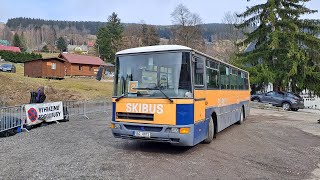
{"left": 116, "top": 45, "right": 248, "bottom": 73}
{"left": 116, "top": 45, "right": 192, "bottom": 55}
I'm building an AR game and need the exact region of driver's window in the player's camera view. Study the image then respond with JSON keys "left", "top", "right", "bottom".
{"left": 194, "top": 56, "right": 204, "bottom": 89}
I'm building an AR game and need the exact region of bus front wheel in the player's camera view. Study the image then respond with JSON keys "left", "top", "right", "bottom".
{"left": 203, "top": 117, "right": 214, "bottom": 144}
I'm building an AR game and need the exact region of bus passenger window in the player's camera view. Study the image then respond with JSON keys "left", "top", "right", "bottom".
{"left": 230, "top": 68, "right": 237, "bottom": 90}
{"left": 206, "top": 60, "right": 219, "bottom": 89}
{"left": 244, "top": 73, "right": 249, "bottom": 90}
{"left": 220, "top": 65, "right": 229, "bottom": 89}
{"left": 238, "top": 71, "right": 245, "bottom": 90}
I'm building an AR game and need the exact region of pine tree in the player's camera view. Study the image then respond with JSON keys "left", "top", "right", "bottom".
{"left": 12, "top": 33, "right": 22, "bottom": 49}
{"left": 20, "top": 32, "right": 27, "bottom": 52}
{"left": 236, "top": 0, "right": 320, "bottom": 94}
{"left": 56, "top": 37, "right": 67, "bottom": 52}
{"left": 96, "top": 12, "right": 123, "bottom": 63}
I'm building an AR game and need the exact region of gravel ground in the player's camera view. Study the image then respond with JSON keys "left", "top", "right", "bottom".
{"left": 0, "top": 108, "right": 320, "bottom": 180}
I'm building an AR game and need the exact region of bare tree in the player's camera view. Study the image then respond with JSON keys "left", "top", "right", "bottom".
{"left": 170, "top": 4, "right": 204, "bottom": 51}
{"left": 121, "top": 24, "right": 143, "bottom": 49}
{"left": 205, "top": 11, "right": 244, "bottom": 62}
{"left": 222, "top": 11, "right": 244, "bottom": 45}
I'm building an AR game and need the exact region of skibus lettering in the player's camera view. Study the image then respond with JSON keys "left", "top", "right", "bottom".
{"left": 126, "top": 103, "right": 164, "bottom": 114}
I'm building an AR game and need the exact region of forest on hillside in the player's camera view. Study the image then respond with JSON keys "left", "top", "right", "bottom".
{"left": 6, "top": 17, "right": 237, "bottom": 40}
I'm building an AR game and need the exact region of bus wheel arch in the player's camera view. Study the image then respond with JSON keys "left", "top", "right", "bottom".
{"left": 242, "top": 105, "right": 246, "bottom": 119}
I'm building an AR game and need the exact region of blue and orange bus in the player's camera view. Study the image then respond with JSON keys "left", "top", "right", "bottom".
{"left": 111, "top": 45, "right": 250, "bottom": 146}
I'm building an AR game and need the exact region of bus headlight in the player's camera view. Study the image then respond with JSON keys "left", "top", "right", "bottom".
{"left": 115, "top": 124, "right": 121, "bottom": 129}
{"left": 171, "top": 127, "right": 179, "bottom": 133}
{"left": 112, "top": 124, "right": 121, "bottom": 129}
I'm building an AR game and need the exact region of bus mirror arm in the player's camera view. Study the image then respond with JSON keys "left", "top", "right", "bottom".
{"left": 115, "top": 92, "right": 128, "bottom": 102}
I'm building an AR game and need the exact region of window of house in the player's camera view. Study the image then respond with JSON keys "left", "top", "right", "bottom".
{"left": 51, "top": 63, "right": 56, "bottom": 70}
{"left": 79, "top": 65, "right": 82, "bottom": 71}
{"left": 89, "top": 65, "right": 93, "bottom": 71}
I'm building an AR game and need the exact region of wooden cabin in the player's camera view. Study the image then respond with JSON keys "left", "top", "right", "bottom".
{"left": 59, "top": 53, "right": 108, "bottom": 76}
{"left": 24, "top": 58, "right": 65, "bottom": 79}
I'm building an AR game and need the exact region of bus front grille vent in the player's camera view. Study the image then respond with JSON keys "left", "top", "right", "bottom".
{"left": 116, "top": 112, "right": 154, "bottom": 121}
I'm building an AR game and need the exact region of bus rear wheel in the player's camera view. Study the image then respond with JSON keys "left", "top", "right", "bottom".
{"left": 203, "top": 117, "right": 214, "bottom": 144}
{"left": 237, "top": 107, "right": 244, "bottom": 125}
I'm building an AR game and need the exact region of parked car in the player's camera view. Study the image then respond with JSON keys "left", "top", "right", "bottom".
{"left": 0, "top": 64, "right": 16, "bottom": 73}
{"left": 251, "top": 91, "right": 304, "bottom": 111}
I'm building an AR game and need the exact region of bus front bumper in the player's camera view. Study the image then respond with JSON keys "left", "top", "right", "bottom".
{"left": 111, "top": 122, "right": 194, "bottom": 146}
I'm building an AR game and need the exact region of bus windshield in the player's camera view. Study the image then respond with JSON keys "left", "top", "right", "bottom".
{"left": 114, "top": 51, "right": 192, "bottom": 98}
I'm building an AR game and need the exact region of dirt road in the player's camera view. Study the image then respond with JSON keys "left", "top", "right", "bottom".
{"left": 0, "top": 108, "right": 319, "bottom": 180}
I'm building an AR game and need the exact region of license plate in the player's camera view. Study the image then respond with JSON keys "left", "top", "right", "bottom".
{"left": 134, "top": 131, "right": 151, "bottom": 138}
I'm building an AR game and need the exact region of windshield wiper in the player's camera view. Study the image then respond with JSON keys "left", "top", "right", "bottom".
{"left": 115, "top": 92, "right": 128, "bottom": 102}
{"left": 134, "top": 87, "right": 173, "bottom": 103}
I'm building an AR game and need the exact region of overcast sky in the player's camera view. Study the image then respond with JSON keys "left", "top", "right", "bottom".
{"left": 0, "top": 0, "right": 319, "bottom": 25}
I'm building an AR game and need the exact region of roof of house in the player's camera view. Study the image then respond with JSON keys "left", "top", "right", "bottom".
{"left": 25, "top": 57, "right": 66, "bottom": 63}
{"left": 59, "top": 53, "right": 108, "bottom": 66}
{"left": 116, "top": 45, "right": 192, "bottom": 55}
{"left": 87, "top": 41, "right": 95, "bottom": 47}
{"left": 0, "top": 45, "right": 21, "bottom": 53}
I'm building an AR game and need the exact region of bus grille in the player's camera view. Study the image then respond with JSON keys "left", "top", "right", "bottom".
{"left": 116, "top": 112, "right": 154, "bottom": 121}
{"left": 123, "top": 125, "right": 162, "bottom": 132}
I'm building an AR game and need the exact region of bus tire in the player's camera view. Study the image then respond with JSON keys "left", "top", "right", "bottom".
{"left": 203, "top": 117, "right": 214, "bottom": 144}
{"left": 237, "top": 107, "right": 244, "bottom": 125}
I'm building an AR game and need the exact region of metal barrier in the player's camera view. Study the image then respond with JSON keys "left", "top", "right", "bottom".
{"left": 63, "top": 100, "right": 86, "bottom": 117}
{"left": 0, "top": 105, "right": 24, "bottom": 133}
{"left": 0, "top": 100, "right": 111, "bottom": 135}
{"left": 62, "top": 100, "right": 111, "bottom": 119}
{"left": 84, "top": 100, "right": 111, "bottom": 114}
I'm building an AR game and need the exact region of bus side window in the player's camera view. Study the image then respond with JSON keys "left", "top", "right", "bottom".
{"left": 230, "top": 68, "right": 237, "bottom": 90}
{"left": 220, "top": 64, "right": 229, "bottom": 89}
{"left": 238, "top": 71, "right": 244, "bottom": 90}
{"left": 206, "top": 60, "right": 219, "bottom": 89}
{"left": 194, "top": 57, "right": 204, "bottom": 88}
{"left": 244, "top": 72, "right": 249, "bottom": 90}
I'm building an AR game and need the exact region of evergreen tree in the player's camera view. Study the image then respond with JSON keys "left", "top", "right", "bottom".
{"left": 95, "top": 12, "right": 123, "bottom": 63}
{"left": 12, "top": 33, "right": 22, "bottom": 49}
{"left": 20, "top": 32, "right": 27, "bottom": 52}
{"left": 236, "top": 0, "right": 320, "bottom": 94}
{"left": 56, "top": 37, "right": 67, "bottom": 52}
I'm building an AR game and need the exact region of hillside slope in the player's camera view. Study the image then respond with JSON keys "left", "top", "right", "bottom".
{"left": 0, "top": 64, "right": 113, "bottom": 107}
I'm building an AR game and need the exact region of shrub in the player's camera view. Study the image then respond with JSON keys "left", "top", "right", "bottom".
{"left": 0, "top": 51, "right": 42, "bottom": 63}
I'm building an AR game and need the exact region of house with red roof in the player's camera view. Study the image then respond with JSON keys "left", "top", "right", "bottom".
{"left": 58, "top": 53, "right": 110, "bottom": 76}
{"left": 0, "top": 45, "right": 21, "bottom": 53}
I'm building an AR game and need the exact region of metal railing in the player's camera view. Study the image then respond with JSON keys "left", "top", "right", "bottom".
{"left": 0, "top": 100, "right": 111, "bottom": 134}
{"left": 0, "top": 105, "right": 24, "bottom": 133}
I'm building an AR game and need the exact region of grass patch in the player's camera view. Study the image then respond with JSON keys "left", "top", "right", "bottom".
{"left": 0, "top": 64, "right": 113, "bottom": 106}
